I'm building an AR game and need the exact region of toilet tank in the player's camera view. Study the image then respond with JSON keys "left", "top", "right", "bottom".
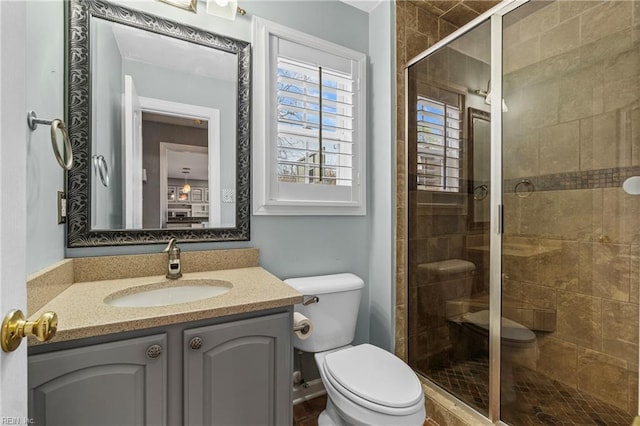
{"left": 284, "top": 273, "right": 364, "bottom": 353}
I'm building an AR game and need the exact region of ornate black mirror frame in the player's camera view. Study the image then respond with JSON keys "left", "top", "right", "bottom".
{"left": 66, "top": 0, "right": 250, "bottom": 247}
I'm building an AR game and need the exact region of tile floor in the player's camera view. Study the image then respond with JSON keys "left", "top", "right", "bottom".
{"left": 293, "top": 394, "right": 327, "bottom": 426}
{"left": 290, "top": 359, "right": 633, "bottom": 425}
{"left": 292, "top": 394, "right": 436, "bottom": 425}
{"left": 429, "top": 358, "right": 634, "bottom": 425}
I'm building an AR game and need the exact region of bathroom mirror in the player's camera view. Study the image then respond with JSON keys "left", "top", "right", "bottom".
{"left": 468, "top": 108, "right": 490, "bottom": 229}
{"left": 66, "top": 0, "right": 250, "bottom": 247}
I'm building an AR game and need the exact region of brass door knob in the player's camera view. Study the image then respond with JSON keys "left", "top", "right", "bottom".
{"left": 1, "top": 309, "right": 58, "bottom": 352}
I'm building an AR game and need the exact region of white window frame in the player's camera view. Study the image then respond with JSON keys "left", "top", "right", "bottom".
{"left": 252, "top": 17, "right": 367, "bottom": 216}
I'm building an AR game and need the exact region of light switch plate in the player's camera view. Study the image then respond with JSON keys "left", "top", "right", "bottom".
{"left": 222, "top": 188, "right": 235, "bottom": 203}
{"left": 57, "top": 191, "right": 67, "bottom": 224}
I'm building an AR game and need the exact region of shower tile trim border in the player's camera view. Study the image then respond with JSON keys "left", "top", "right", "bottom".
{"left": 504, "top": 166, "right": 640, "bottom": 193}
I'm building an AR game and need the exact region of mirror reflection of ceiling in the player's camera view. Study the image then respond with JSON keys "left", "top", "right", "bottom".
{"left": 167, "top": 150, "right": 208, "bottom": 180}
{"left": 110, "top": 21, "right": 237, "bottom": 81}
{"left": 142, "top": 112, "right": 208, "bottom": 129}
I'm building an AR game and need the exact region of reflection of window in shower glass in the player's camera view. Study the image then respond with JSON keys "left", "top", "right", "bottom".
{"left": 416, "top": 96, "right": 462, "bottom": 192}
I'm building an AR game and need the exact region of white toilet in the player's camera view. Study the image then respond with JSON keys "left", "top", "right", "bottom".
{"left": 285, "top": 273, "right": 426, "bottom": 426}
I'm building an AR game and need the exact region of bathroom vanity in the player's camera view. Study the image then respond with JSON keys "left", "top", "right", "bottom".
{"left": 26, "top": 257, "right": 302, "bottom": 426}
{"left": 29, "top": 310, "right": 290, "bottom": 426}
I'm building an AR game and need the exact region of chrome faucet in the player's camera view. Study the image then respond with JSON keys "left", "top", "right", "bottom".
{"left": 163, "top": 238, "right": 182, "bottom": 279}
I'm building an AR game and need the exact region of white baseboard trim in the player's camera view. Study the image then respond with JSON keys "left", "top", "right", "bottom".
{"left": 292, "top": 378, "right": 326, "bottom": 405}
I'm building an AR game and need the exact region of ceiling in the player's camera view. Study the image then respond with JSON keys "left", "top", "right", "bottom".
{"left": 338, "top": 0, "right": 384, "bottom": 13}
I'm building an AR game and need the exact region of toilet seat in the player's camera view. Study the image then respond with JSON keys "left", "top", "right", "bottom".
{"left": 319, "top": 344, "right": 424, "bottom": 417}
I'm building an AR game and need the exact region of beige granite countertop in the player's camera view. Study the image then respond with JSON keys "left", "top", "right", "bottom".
{"left": 29, "top": 266, "right": 302, "bottom": 346}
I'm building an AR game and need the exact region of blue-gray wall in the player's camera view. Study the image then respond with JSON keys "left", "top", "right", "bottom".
{"left": 26, "top": 0, "right": 65, "bottom": 273}
{"left": 26, "top": 0, "right": 394, "bottom": 347}
{"left": 368, "top": 0, "right": 395, "bottom": 352}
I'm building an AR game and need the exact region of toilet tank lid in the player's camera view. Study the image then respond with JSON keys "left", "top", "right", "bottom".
{"left": 284, "top": 273, "right": 364, "bottom": 295}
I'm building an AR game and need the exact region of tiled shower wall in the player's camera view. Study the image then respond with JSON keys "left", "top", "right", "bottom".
{"left": 396, "top": 0, "right": 640, "bottom": 418}
{"left": 501, "top": 0, "right": 640, "bottom": 413}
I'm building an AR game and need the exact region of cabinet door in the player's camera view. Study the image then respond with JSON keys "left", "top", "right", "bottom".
{"left": 29, "top": 334, "right": 167, "bottom": 426}
{"left": 168, "top": 186, "right": 176, "bottom": 202}
{"left": 184, "top": 313, "right": 291, "bottom": 426}
{"left": 190, "top": 188, "right": 203, "bottom": 202}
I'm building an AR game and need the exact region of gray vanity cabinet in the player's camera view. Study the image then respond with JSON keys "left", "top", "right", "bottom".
{"left": 28, "top": 334, "right": 167, "bottom": 426}
{"left": 184, "top": 312, "right": 291, "bottom": 426}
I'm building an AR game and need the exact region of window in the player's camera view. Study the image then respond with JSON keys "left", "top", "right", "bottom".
{"left": 253, "top": 17, "right": 366, "bottom": 215}
{"left": 276, "top": 57, "right": 354, "bottom": 187}
{"left": 416, "top": 96, "right": 462, "bottom": 192}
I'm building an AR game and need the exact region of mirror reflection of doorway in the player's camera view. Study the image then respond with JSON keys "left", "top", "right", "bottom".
{"left": 119, "top": 74, "right": 221, "bottom": 230}
{"left": 160, "top": 142, "right": 210, "bottom": 229}
{"left": 140, "top": 111, "right": 220, "bottom": 229}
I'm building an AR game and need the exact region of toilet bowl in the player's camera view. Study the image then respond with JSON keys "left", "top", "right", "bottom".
{"left": 285, "top": 274, "right": 426, "bottom": 426}
{"left": 316, "top": 345, "right": 425, "bottom": 426}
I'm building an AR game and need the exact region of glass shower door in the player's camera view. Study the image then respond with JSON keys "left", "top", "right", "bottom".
{"left": 406, "top": 19, "right": 493, "bottom": 416}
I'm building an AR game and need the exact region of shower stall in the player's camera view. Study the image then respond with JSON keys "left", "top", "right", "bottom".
{"left": 406, "top": 0, "right": 639, "bottom": 424}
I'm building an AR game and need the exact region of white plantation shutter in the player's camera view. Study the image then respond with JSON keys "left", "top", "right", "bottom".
{"left": 253, "top": 17, "right": 366, "bottom": 215}
{"left": 276, "top": 57, "right": 354, "bottom": 187}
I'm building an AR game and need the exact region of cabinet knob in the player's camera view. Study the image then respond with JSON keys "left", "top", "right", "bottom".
{"left": 1, "top": 309, "right": 58, "bottom": 352}
{"left": 189, "top": 337, "right": 203, "bottom": 351}
{"left": 146, "top": 344, "right": 163, "bottom": 359}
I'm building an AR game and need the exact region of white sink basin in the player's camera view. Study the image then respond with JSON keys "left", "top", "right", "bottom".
{"left": 105, "top": 279, "right": 232, "bottom": 308}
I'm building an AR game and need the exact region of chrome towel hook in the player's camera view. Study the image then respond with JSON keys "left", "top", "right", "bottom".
{"left": 27, "top": 110, "right": 73, "bottom": 170}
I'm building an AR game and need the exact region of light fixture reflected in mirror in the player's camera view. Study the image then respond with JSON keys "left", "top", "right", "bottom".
{"left": 182, "top": 168, "right": 192, "bottom": 194}
{"left": 475, "top": 80, "right": 508, "bottom": 112}
{"left": 206, "top": 0, "right": 246, "bottom": 20}
{"left": 157, "top": 0, "right": 197, "bottom": 13}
